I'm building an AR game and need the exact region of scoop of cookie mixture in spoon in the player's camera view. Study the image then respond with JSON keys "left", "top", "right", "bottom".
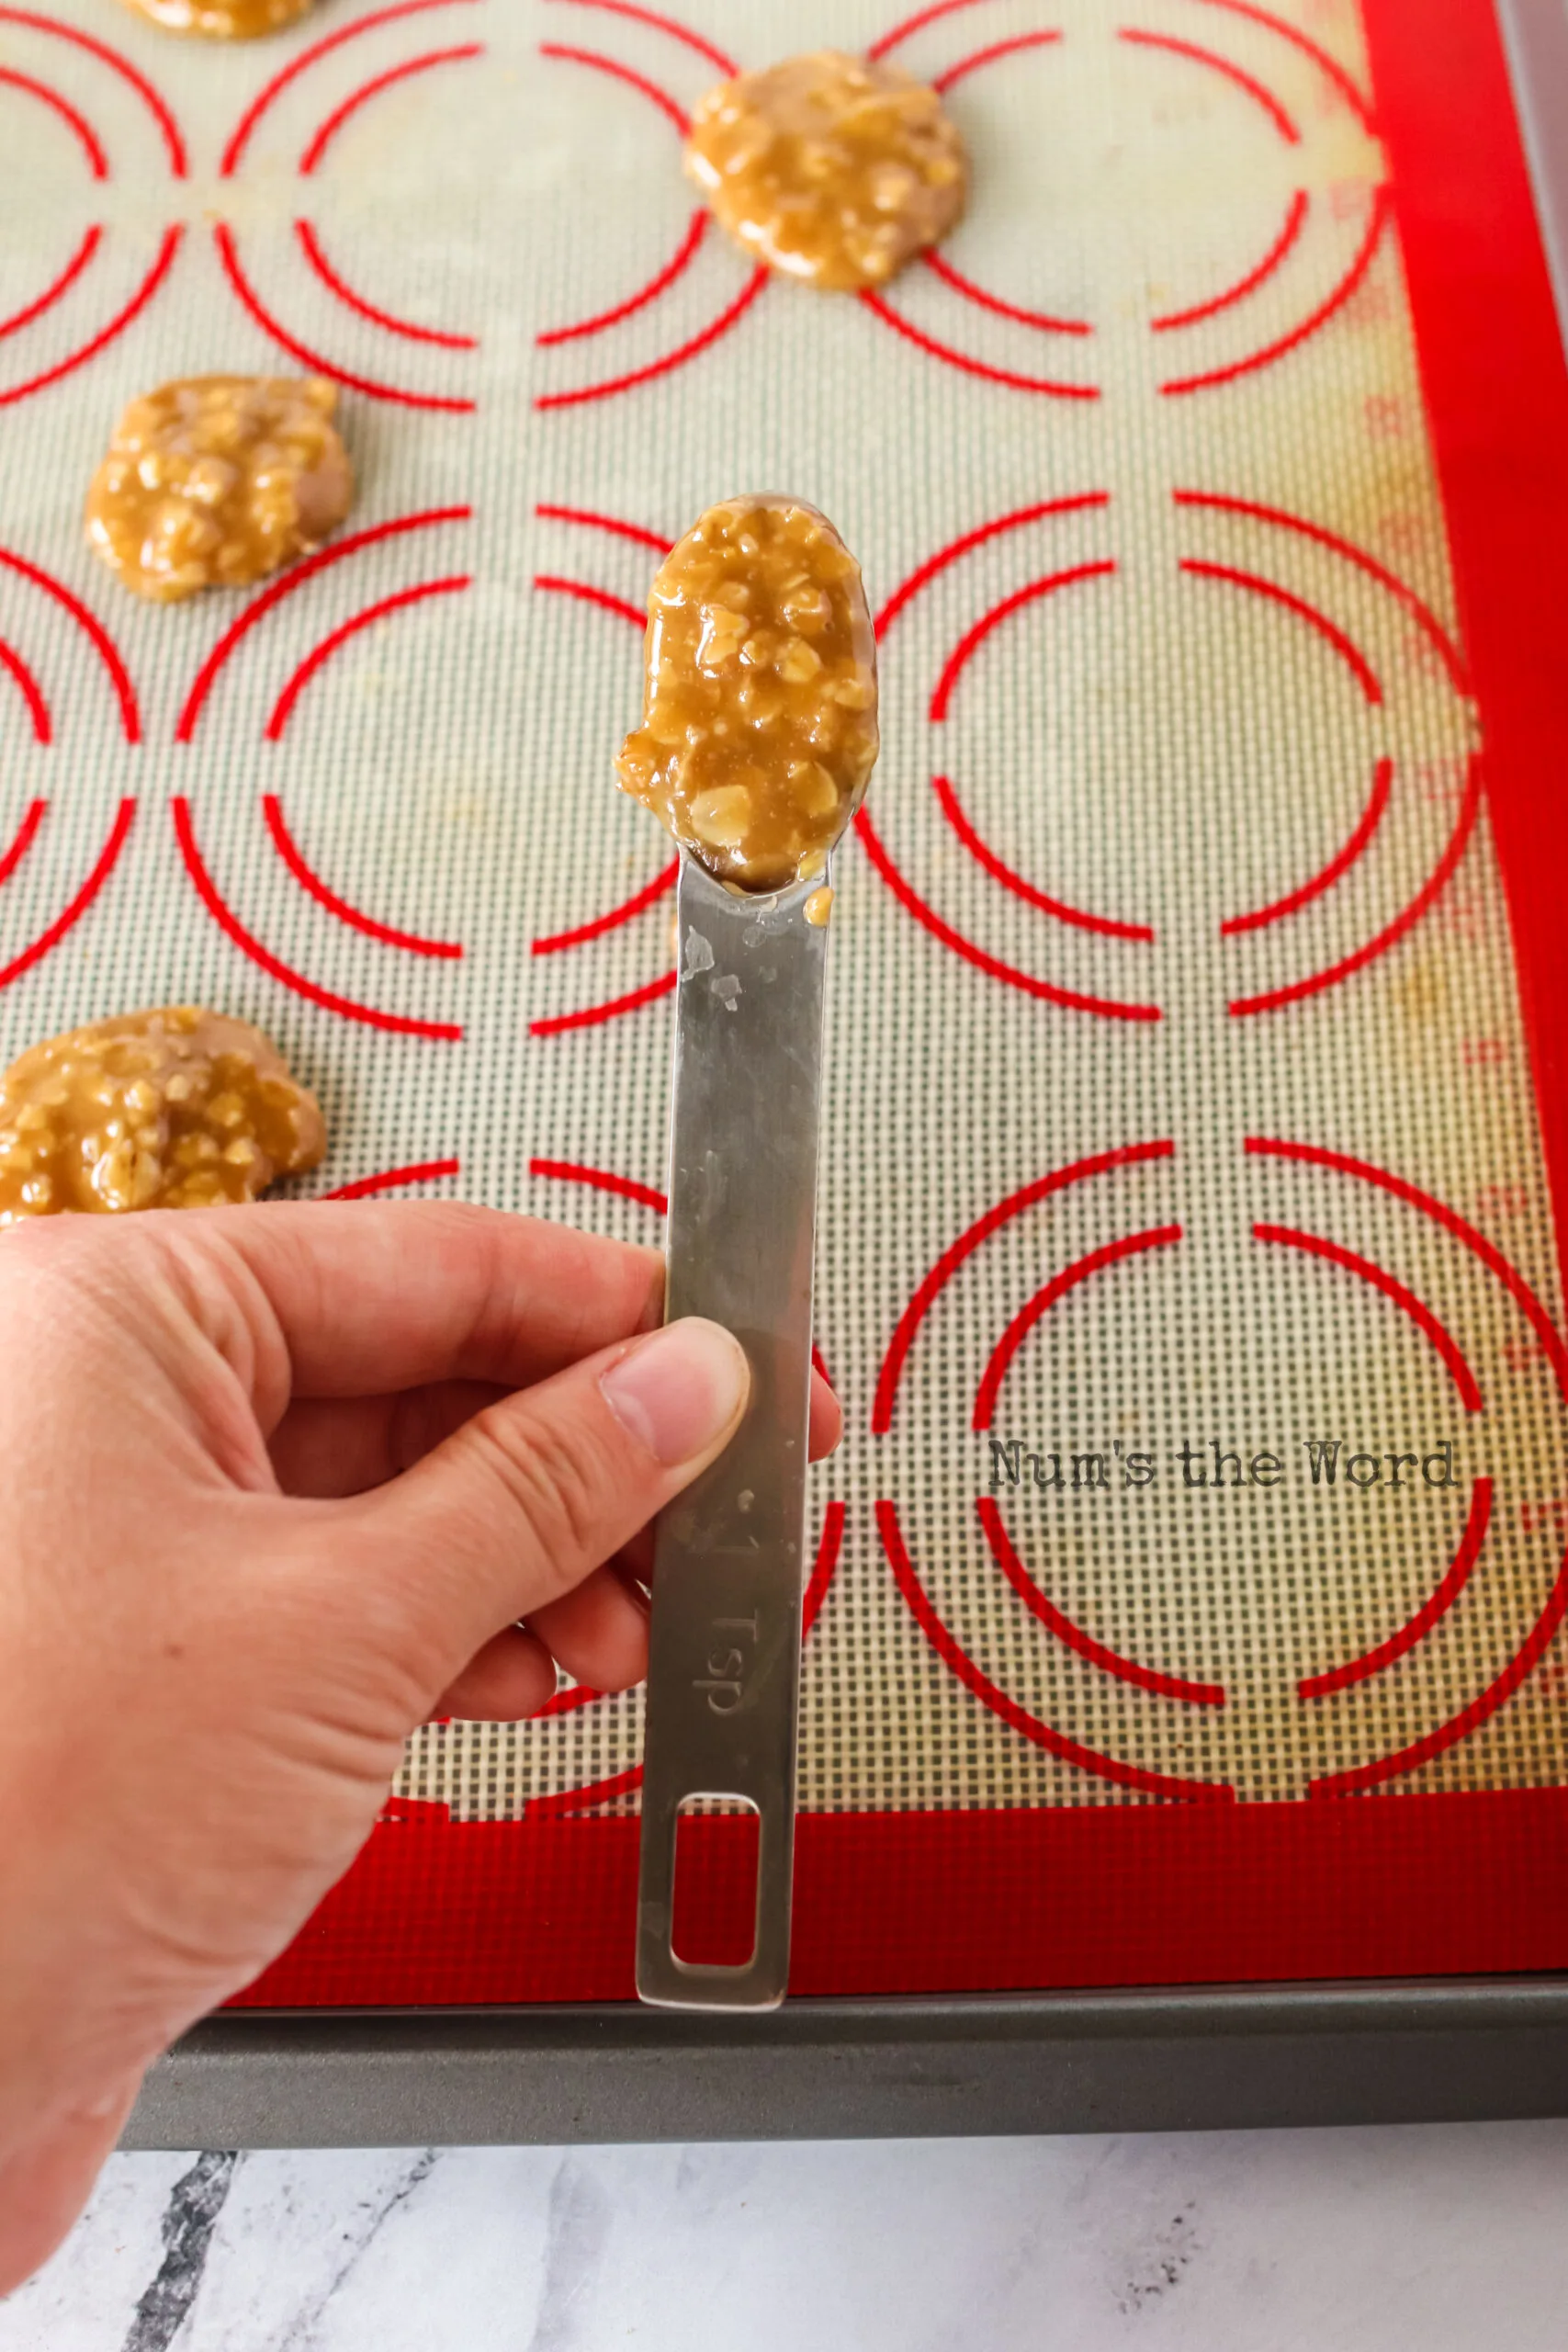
{"left": 615, "top": 495, "right": 878, "bottom": 897}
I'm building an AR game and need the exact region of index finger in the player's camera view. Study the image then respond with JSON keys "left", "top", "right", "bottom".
{"left": 168, "top": 1199, "right": 665, "bottom": 1403}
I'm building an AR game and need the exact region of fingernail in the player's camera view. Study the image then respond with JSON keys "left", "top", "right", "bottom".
{"left": 609, "top": 1559, "right": 653, "bottom": 1615}
{"left": 601, "top": 1317, "right": 749, "bottom": 1464}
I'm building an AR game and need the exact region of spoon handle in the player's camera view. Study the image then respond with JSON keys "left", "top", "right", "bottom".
{"left": 636, "top": 855, "right": 829, "bottom": 2010}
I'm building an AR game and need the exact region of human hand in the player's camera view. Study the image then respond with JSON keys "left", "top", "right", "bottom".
{"left": 0, "top": 1200, "right": 839, "bottom": 2293}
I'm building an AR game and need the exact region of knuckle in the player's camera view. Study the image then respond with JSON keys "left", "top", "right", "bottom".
{"left": 465, "top": 1407, "right": 608, "bottom": 1589}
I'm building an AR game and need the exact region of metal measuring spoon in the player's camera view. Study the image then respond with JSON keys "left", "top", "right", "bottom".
{"left": 620, "top": 496, "right": 876, "bottom": 2010}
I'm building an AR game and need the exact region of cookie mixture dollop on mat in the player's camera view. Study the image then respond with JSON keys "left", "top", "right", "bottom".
{"left": 85, "top": 377, "right": 352, "bottom": 604}
{"left": 119, "top": 0, "right": 318, "bottom": 35}
{"left": 0, "top": 1009, "right": 325, "bottom": 1222}
{"left": 685, "top": 51, "right": 967, "bottom": 289}
{"left": 615, "top": 495, "right": 878, "bottom": 894}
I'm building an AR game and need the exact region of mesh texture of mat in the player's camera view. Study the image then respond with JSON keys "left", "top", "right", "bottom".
{"left": 2, "top": 0, "right": 1565, "bottom": 1839}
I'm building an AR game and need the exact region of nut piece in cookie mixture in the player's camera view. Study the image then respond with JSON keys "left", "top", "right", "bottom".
{"left": 685, "top": 51, "right": 966, "bottom": 290}
{"left": 615, "top": 496, "right": 878, "bottom": 894}
{"left": 119, "top": 0, "right": 317, "bottom": 35}
{"left": 0, "top": 1008, "right": 325, "bottom": 1224}
{"left": 85, "top": 376, "right": 353, "bottom": 604}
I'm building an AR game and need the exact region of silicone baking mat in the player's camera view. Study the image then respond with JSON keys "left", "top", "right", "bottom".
{"left": 5, "top": 0, "right": 1568, "bottom": 2003}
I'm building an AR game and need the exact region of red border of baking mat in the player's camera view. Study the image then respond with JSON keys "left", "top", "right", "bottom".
{"left": 233, "top": 0, "right": 1568, "bottom": 2009}
{"left": 233, "top": 1794, "right": 1568, "bottom": 2003}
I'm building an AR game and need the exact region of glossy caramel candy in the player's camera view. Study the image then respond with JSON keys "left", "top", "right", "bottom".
{"left": 616, "top": 497, "right": 877, "bottom": 894}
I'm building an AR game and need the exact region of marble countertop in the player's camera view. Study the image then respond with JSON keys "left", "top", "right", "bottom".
{"left": 3, "top": 2121, "right": 1566, "bottom": 2349}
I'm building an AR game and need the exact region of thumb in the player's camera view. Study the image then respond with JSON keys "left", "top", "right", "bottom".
{"left": 353, "top": 1316, "right": 750, "bottom": 1672}
{"left": 0, "top": 2071, "right": 143, "bottom": 2301}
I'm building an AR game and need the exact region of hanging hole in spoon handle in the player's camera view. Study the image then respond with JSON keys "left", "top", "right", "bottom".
{"left": 636, "top": 856, "right": 830, "bottom": 2011}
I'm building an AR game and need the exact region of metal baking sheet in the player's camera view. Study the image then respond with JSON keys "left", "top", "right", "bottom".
{"left": 1, "top": 0, "right": 1562, "bottom": 2133}
{"left": 129, "top": 1984, "right": 1568, "bottom": 2146}
{"left": 137, "top": 0, "right": 1568, "bottom": 2143}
